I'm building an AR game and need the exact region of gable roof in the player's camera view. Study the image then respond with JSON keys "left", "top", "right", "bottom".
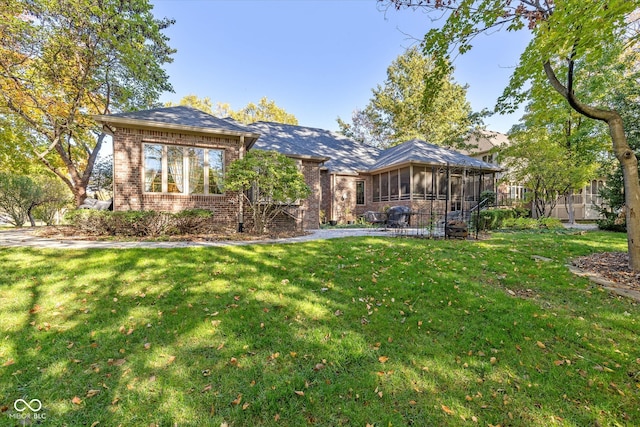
{"left": 459, "top": 130, "right": 509, "bottom": 156}
{"left": 94, "top": 106, "right": 260, "bottom": 142}
{"left": 249, "top": 122, "right": 380, "bottom": 174}
{"left": 370, "top": 139, "right": 501, "bottom": 172}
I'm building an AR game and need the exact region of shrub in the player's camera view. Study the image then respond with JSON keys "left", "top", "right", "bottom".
{"left": 473, "top": 208, "right": 516, "bottom": 231}
{"left": 65, "top": 209, "right": 214, "bottom": 237}
{"left": 537, "top": 217, "right": 563, "bottom": 229}
{"left": 171, "top": 209, "right": 215, "bottom": 234}
{"left": 503, "top": 217, "right": 539, "bottom": 230}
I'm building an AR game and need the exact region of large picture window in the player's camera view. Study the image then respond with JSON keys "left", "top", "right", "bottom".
{"left": 143, "top": 143, "right": 225, "bottom": 195}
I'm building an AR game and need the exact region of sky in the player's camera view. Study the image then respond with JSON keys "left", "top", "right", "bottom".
{"left": 149, "top": 0, "right": 532, "bottom": 135}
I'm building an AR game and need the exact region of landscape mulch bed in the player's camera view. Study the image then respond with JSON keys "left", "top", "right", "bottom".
{"left": 571, "top": 251, "right": 640, "bottom": 301}
{"left": 32, "top": 226, "right": 308, "bottom": 242}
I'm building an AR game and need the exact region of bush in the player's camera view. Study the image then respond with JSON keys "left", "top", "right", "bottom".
{"left": 503, "top": 217, "right": 539, "bottom": 230}
{"left": 537, "top": 217, "right": 563, "bottom": 229}
{"left": 171, "top": 209, "right": 215, "bottom": 234}
{"left": 473, "top": 208, "right": 516, "bottom": 231}
{"left": 597, "top": 213, "right": 626, "bottom": 232}
{"left": 65, "top": 209, "right": 215, "bottom": 237}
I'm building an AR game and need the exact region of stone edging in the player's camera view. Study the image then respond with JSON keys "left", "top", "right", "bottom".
{"left": 567, "top": 265, "right": 640, "bottom": 302}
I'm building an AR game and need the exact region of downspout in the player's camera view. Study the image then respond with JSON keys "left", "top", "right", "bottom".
{"left": 238, "top": 136, "right": 245, "bottom": 232}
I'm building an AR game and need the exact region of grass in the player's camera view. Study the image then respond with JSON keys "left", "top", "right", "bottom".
{"left": 0, "top": 230, "right": 638, "bottom": 426}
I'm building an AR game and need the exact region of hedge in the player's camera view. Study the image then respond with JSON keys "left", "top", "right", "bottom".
{"left": 65, "top": 209, "right": 215, "bottom": 237}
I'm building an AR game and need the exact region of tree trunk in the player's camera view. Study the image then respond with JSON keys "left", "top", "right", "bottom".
{"left": 544, "top": 61, "right": 640, "bottom": 270}
{"left": 610, "top": 118, "right": 640, "bottom": 270}
{"left": 27, "top": 202, "right": 37, "bottom": 227}
{"left": 567, "top": 190, "right": 575, "bottom": 225}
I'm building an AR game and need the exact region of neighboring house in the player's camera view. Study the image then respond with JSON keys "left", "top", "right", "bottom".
{"left": 95, "top": 106, "right": 501, "bottom": 231}
{"left": 462, "top": 130, "right": 605, "bottom": 221}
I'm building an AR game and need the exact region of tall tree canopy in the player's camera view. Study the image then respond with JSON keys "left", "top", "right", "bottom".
{"left": 167, "top": 95, "right": 298, "bottom": 125}
{"left": 382, "top": 0, "right": 640, "bottom": 270}
{"left": 338, "top": 47, "right": 477, "bottom": 148}
{"left": 0, "top": 0, "right": 175, "bottom": 206}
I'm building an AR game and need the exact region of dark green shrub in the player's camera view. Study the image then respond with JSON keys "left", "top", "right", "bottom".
{"left": 171, "top": 209, "right": 214, "bottom": 234}
{"left": 597, "top": 212, "right": 626, "bottom": 232}
{"left": 473, "top": 208, "right": 516, "bottom": 231}
{"left": 537, "top": 217, "right": 564, "bottom": 229}
{"left": 65, "top": 209, "right": 216, "bottom": 237}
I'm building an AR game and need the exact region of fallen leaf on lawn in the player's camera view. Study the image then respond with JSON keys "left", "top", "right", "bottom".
{"left": 554, "top": 360, "right": 565, "bottom": 366}
{"left": 72, "top": 396, "right": 82, "bottom": 405}
{"left": 242, "top": 402, "right": 250, "bottom": 410}
{"left": 2, "top": 359, "right": 15, "bottom": 367}
{"left": 274, "top": 413, "right": 280, "bottom": 421}
{"left": 536, "top": 341, "right": 546, "bottom": 349}
{"left": 230, "top": 357, "right": 238, "bottom": 366}
{"left": 86, "top": 389, "right": 100, "bottom": 398}
{"left": 202, "top": 384, "right": 212, "bottom": 393}
{"left": 313, "top": 363, "right": 325, "bottom": 371}
{"left": 294, "top": 390, "right": 305, "bottom": 396}
{"left": 107, "top": 358, "right": 126, "bottom": 366}
{"left": 90, "top": 422, "right": 99, "bottom": 427}
{"left": 111, "top": 397, "right": 120, "bottom": 405}
{"left": 143, "top": 343, "right": 151, "bottom": 350}
{"left": 167, "top": 355, "right": 176, "bottom": 365}
{"left": 441, "top": 405, "right": 454, "bottom": 415}
{"left": 210, "top": 404, "right": 215, "bottom": 416}
{"left": 378, "top": 356, "right": 389, "bottom": 363}
{"left": 29, "top": 304, "right": 42, "bottom": 314}
{"left": 409, "top": 400, "right": 417, "bottom": 405}
{"left": 231, "top": 394, "right": 242, "bottom": 405}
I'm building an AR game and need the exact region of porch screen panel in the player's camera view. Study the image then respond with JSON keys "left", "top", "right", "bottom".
{"left": 167, "top": 146, "right": 184, "bottom": 193}
{"left": 144, "top": 144, "right": 162, "bottom": 193}
{"left": 208, "top": 149, "right": 224, "bottom": 194}
{"left": 373, "top": 174, "right": 380, "bottom": 202}
{"left": 400, "top": 167, "right": 411, "bottom": 200}
{"left": 437, "top": 169, "right": 448, "bottom": 197}
{"left": 380, "top": 172, "right": 389, "bottom": 201}
{"left": 390, "top": 170, "right": 399, "bottom": 200}
{"left": 186, "top": 148, "right": 205, "bottom": 194}
{"left": 413, "top": 166, "right": 426, "bottom": 200}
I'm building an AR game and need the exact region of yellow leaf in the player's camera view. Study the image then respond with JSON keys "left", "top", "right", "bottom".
{"left": 2, "top": 359, "right": 15, "bottom": 367}
{"left": 242, "top": 402, "right": 250, "bottom": 410}
{"left": 72, "top": 396, "right": 82, "bottom": 405}
{"left": 167, "top": 355, "right": 176, "bottom": 365}
{"left": 231, "top": 394, "right": 242, "bottom": 405}
{"left": 536, "top": 341, "right": 546, "bottom": 349}
{"left": 294, "top": 390, "right": 305, "bottom": 396}
{"left": 378, "top": 356, "right": 389, "bottom": 363}
{"left": 441, "top": 404, "right": 454, "bottom": 415}
{"left": 86, "top": 389, "right": 100, "bottom": 398}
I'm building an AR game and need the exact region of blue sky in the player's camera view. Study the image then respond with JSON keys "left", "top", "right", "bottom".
{"left": 150, "top": 0, "right": 532, "bottom": 134}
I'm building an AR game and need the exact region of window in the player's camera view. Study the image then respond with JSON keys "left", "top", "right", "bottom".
{"left": 356, "top": 181, "right": 365, "bottom": 205}
{"left": 373, "top": 175, "right": 380, "bottom": 202}
{"left": 143, "top": 143, "right": 224, "bottom": 195}
{"left": 144, "top": 144, "right": 162, "bottom": 192}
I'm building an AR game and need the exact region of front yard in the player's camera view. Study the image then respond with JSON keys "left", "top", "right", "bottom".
{"left": 0, "top": 231, "right": 638, "bottom": 426}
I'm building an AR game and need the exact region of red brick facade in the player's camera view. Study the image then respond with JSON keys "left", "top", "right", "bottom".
{"left": 112, "top": 126, "right": 322, "bottom": 230}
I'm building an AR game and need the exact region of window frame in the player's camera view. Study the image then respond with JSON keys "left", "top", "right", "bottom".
{"left": 142, "top": 142, "right": 225, "bottom": 196}
{"left": 356, "top": 180, "right": 365, "bottom": 205}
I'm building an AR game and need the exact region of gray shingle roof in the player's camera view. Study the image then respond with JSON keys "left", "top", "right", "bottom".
{"left": 371, "top": 139, "right": 501, "bottom": 172}
{"left": 102, "top": 106, "right": 258, "bottom": 135}
{"left": 249, "top": 122, "right": 381, "bottom": 174}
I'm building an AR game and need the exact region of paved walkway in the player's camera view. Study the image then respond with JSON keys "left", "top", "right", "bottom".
{"left": 0, "top": 227, "right": 393, "bottom": 249}
{"left": 0, "top": 223, "right": 598, "bottom": 250}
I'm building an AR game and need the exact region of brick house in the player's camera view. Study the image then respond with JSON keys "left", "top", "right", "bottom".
{"left": 95, "top": 106, "right": 500, "bottom": 231}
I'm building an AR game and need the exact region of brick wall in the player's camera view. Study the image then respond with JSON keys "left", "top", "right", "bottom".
{"left": 112, "top": 126, "right": 242, "bottom": 227}
{"left": 112, "top": 126, "right": 323, "bottom": 231}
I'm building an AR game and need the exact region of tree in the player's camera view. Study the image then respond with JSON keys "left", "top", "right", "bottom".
{"left": 224, "top": 150, "right": 310, "bottom": 234}
{"left": 166, "top": 95, "right": 298, "bottom": 125}
{"left": 0, "top": 172, "right": 69, "bottom": 226}
{"left": 165, "top": 95, "right": 214, "bottom": 114}
{"left": 230, "top": 97, "right": 298, "bottom": 125}
{"left": 338, "top": 46, "right": 478, "bottom": 148}
{"left": 382, "top": 0, "right": 640, "bottom": 270}
{"left": 0, "top": 0, "right": 175, "bottom": 207}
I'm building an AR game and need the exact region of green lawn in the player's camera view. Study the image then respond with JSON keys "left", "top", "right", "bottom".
{"left": 0, "top": 231, "right": 638, "bottom": 426}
